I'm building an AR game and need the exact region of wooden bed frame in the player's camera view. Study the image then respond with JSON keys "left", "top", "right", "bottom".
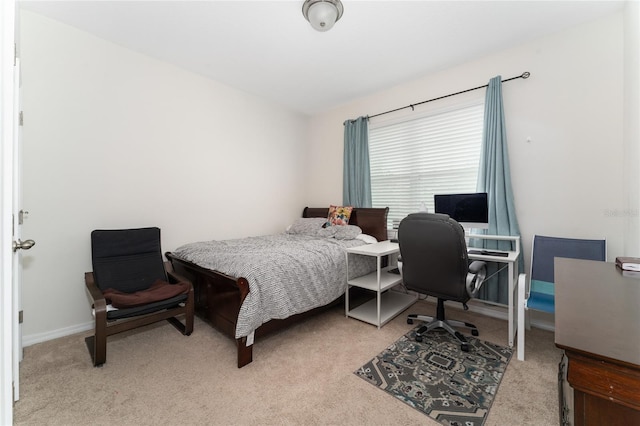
{"left": 165, "top": 206, "right": 389, "bottom": 368}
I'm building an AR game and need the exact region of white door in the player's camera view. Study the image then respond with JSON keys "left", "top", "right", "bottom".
{"left": 12, "top": 55, "right": 34, "bottom": 402}
{"left": 1, "top": 0, "right": 31, "bottom": 422}
{"left": 0, "top": 0, "right": 16, "bottom": 421}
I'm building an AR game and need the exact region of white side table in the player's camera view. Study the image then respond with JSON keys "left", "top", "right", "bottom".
{"left": 345, "top": 240, "right": 417, "bottom": 328}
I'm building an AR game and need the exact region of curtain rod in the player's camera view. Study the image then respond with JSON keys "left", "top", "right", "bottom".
{"left": 364, "top": 71, "right": 530, "bottom": 121}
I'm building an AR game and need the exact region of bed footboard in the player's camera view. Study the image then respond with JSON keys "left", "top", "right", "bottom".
{"left": 165, "top": 252, "right": 253, "bottom": 367}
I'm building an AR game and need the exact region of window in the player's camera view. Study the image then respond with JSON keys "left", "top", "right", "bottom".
{"left": 369, "top": 102, "right": 484, "bottom": 229}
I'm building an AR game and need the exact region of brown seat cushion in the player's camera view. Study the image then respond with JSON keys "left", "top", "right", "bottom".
{"left": 103, "top": 279, "right": 190, "bottom": 309}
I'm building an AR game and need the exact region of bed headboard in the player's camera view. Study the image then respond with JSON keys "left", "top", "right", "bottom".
{"left": 302, "top": 207, "right": 389, "bottom": 243}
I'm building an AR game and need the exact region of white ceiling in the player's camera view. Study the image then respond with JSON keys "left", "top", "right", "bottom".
{"left": 19, "top": 0, "right": 625, "bottom": 116}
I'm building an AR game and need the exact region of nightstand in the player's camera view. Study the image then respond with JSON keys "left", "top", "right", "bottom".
{"left": 345, "top": 240, "right": 417, "bottom": 328}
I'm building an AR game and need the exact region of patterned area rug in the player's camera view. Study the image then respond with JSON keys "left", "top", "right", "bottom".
{"left": 355, "top": 327, "right": 513, "bottom": 426}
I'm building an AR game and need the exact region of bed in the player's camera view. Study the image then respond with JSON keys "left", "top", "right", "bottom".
{"left": 165, "top": 206, "right": 389, "bottom": 368}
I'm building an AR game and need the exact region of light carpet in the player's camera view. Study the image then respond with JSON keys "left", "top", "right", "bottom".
{"left": 14, "top": 299, "right": 561, "bottom": 425}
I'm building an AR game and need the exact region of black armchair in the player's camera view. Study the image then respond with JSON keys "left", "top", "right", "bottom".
{"left": 398, "top": 213, "right": 486, "bottom": 351}
{"left": 85, "top": 227, "right": 194, "bottom": 366}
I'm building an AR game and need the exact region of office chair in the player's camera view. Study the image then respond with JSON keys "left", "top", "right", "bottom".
{"left": 516, "top": 234, "right": 605, "bottom": 361}
{"left": 399, "top": 213, "right": 487, "bottom": 352}
{"left": 85, "top": 227, "right": 194, "bottom": 366}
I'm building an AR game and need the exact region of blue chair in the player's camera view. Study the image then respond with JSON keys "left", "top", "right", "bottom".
{"left": 517, "top": 235, "right": 606, "bottom": 361}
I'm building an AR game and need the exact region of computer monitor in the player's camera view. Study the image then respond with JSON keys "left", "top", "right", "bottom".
{"left": 434, "top": 192, "right": 489, "bottom": 229}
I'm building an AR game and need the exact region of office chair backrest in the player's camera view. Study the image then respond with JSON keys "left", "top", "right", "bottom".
{"left": 91, "top": 227, "right": 167, "bottom": 293}
{"left": 529, "top": 235, "right": 606, "bottom": 312}
{"left": 398, "top": 213, "right": 470, "bottom": 302}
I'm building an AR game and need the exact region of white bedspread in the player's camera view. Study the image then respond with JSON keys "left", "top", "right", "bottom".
{"left": 173, "top": 233, "right": 375, "bottom": 339}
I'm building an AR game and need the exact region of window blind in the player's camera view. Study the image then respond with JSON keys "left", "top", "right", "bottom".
{"left": 369, "top": 103, "right": 484, "bottom": 229}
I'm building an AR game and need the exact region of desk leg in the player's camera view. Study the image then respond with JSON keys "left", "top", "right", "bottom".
{"left": 517, "top": 273, "right": 526, "bottom": 360}
{"left": 508, "top": 261, "right": 517, "bottom": 347}
{"left": 345, "top": 253, "right": 350, "bottom": 318}
{"left": 376, "top": 256, "right": 381, "bottom": 329}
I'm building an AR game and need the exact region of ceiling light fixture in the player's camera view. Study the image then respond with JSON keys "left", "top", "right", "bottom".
{"left": 302, "top": 0, "right": 344, "bottom": 32}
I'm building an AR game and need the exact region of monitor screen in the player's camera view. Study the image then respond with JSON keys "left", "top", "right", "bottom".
{"left": 434, "top": 192, "right": 489, "bottom": 229}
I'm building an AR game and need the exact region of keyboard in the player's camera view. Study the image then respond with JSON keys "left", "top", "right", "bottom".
{"left": 468, "top": 249, "right": 509, "bottom": 257}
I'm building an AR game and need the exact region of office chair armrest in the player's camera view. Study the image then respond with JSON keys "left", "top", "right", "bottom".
{"left": 466, "top": 261, "right": 487, "bottom": 298}
{"left": 468, "top": 260, "right": 486, "bottom": 274}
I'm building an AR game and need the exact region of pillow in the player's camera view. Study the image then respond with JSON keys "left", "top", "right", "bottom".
{"left": 326, "top": 205, "right": 353, "bottom": 226}
{"left": 286, "top": 217, "right": 327, "bottom": 235}
{"left": 316, "top": 226, "right": 337, "bottom": 238}
{"left": 355, "top": 234, "right": 378, "bottom": 244}
{"left": 333, "top": 225, "right": 363, "bottom": 240}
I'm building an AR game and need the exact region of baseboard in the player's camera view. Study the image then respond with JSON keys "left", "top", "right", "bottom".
{"left": 22, "top": 294, "right": 555, "bottom": 348}
{"left": 525, "top": 310, "right": 555, "bottom": 332}
{"left": 22, "top": 321, "right": 93, "bottom": 347}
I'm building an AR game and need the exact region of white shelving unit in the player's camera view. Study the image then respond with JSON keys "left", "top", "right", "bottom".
{"left": 345, "top": 241, "right": 417, "bottom": 328}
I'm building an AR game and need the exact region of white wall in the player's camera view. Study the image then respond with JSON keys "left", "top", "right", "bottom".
{"left": 19, "top": 8, "right": 635, "bottom": 342}
{"left": 624, "top": 1, "right": 640, "bottom": 256}
{"left": 19, "top": 11, "right": 310, "bottom": 342}
{"left": 306, "top": 12, "right": 627, "bottom": 277}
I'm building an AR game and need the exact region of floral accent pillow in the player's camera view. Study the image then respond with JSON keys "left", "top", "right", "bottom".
{"left": 326, "top": 205, "right": 353, "bottom": 227}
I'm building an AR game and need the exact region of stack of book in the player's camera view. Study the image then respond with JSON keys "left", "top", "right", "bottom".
{"left": 615, "top": 256, "right": 640, "bottom": 277}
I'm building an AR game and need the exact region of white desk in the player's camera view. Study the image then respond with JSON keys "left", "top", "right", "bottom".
{"left": 345, "top": 241, "right": 417, "bottom": 328}
{"left": 466, "top": 233, "right": 521, "bottom": 347}
{"left": 349, "top": 236, "right": 521, "bottom": 344}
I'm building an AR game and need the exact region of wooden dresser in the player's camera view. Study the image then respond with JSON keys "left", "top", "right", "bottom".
{"left": 554, "top": 258, "right": 640, "bottom": 425}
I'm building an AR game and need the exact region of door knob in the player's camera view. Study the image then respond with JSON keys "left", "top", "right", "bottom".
{"left": 13, "top": 239, "right": 35, "bottom": 252}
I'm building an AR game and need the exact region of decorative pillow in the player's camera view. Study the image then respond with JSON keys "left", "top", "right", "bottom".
{"left": 326, "top": 205, "right": 353, "bottom": 226}
{"left": 333, "top": 225, "right": 363, "bottom": 240}
{"left": 286, "top": 217, "right": 328, "bottom": 235}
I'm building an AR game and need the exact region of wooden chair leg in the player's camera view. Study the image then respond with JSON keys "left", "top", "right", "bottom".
{"left": 92, "top": 308, "right": 107, "bottom": 367}
{"left": 185, "top": 288, "right": 194, "bottom": 335}
{"left": 86, "top": 272, "right": 108, "bottom": 367}
{"left": 168, "top": 287, "right": 195, "bottom": 335}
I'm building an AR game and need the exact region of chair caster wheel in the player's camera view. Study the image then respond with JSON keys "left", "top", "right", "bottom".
{"left": 461, "top": 343, "right": 470, "bottom": 352}
{"left": 471, "top": 329, "right": 479, "bottom": 336}
{"left": 415, "top": 335, "right": 423, "bottom": 343}
{"left": 407, "top": 318, "right": 414, "bottom": 325}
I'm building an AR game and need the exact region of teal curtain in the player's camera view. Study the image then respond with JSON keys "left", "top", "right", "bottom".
{"left": 475, "top": 76, "right": 524, "bottom": 304}
{"left": 343, "top": 116, "right": 372, "bottom": 207}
